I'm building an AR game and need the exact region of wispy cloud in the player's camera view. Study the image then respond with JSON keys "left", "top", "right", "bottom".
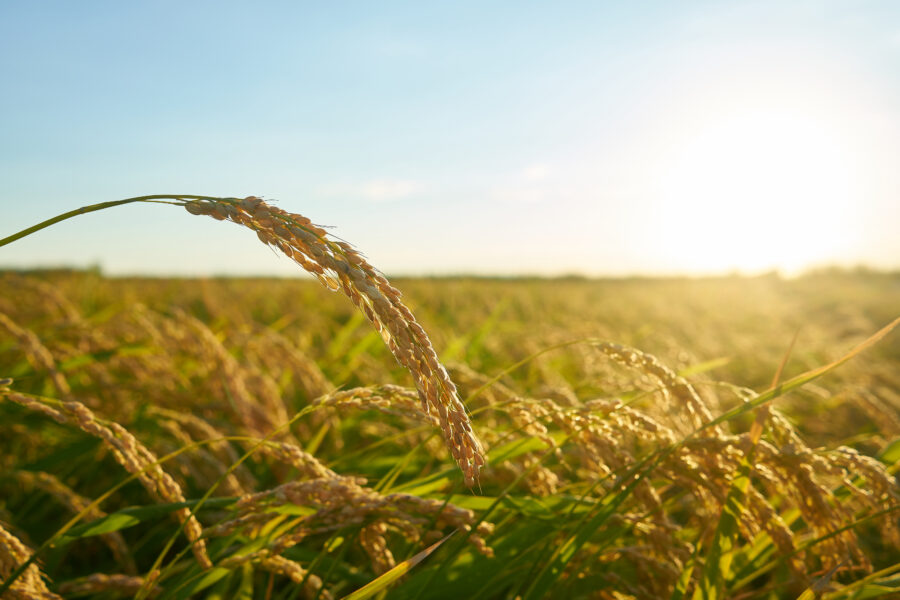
{"left": 318, "top": 179, "right": 425, "bottom": 203}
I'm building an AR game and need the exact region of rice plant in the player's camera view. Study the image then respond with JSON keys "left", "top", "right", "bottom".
{"left": 1, "top": 197, "right": 898, "bottom": 599}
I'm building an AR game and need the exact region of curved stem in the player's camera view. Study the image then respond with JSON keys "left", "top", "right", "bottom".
{"left": 0, "top": 195, "right": 230, "bottom": 248}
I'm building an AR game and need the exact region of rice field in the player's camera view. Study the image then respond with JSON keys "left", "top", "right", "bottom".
{"left": 1, "top": 198, "right": 899, "bottom": 599}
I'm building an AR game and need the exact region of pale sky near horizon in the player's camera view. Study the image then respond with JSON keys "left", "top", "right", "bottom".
{"left": 1, "top": 1, "right": 899, "bottom": 277}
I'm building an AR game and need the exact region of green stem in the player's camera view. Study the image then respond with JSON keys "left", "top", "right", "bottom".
{"left": 0, "top": 194, "right": 229, "bottom": 248}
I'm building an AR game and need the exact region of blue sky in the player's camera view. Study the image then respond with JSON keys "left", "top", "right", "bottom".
{"left": 1, "top": 1, "right": 899, "bottom": 276}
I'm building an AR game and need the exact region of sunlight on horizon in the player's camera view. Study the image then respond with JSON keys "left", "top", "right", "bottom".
{"left": 652, "top": 101, "right": 864, "bottom": 275}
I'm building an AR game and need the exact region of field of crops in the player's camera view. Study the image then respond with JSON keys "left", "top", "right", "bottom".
{"left": 1, "top": 199, "right": 899, "bottom": 599}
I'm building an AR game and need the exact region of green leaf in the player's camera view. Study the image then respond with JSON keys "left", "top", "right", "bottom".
{"left": 488, "top": 436, "right": 549, "bottom": 465}
{"left": 678, "top": 357, "right": 731, "bottom": 377}
{"left": 236, "top": 563, "right": 254, "bottom": 600}
{"left": 522, "top": 456, "right": 653, "bottom": 600}
{"left": 391, "top": 468, "right": 454, "bottom": 495}
{"left": 173, "top": 567, "right": 232, "bottom": 599}
{"left": 272, "top": 505, "right": 317, "bottom": 517}
{"left": 59, "top": 498, "right": 233, "bottom": 543}
{"left": 693, "top": 465, "right": 750, "bottom": 600}
{"left": 878, "top": 437, "right": 900, "bottom": 466}
{"left": 824, "top": 573, "right": 900, "bottom": 599}
{"left": 62, "top": 512, "right": 141, "bottom": 539}
{"left": 671, "top": 560, "right": 696, "bottom": 600}
{"left": 342, "top": 532, "right": 455, "bottom": 600}
{"left": 522, "top": 496, "right": 625, "bottom": 600}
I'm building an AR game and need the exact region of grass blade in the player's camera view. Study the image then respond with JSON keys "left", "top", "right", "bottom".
{"left": 341, "top": 532, "right": 455, "bottom": 600}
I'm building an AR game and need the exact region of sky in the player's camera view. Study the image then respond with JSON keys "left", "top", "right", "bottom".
{"left": 1, "top": 1, "right": 899, "bottom": 277}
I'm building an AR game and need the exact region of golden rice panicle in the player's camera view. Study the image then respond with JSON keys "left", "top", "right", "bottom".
{"left": 595, "top": 342, "right": 714, "bottom": 430}
{"left": 258, "top": 556, "right": 333, "bottom": 600}
{"left": 183, "top": 197, "right": 485, "bottom": 485}
{"left": 0, "top": 391, "right": 212, "bottom": 570}
{"left": 359, "top": 522, "right": 396, "bottom": 574}
{"left": 217, "top": 552, "right": 332, "bottom": 600}
{"left": 215, "top": 477, "right": 494, "bottom": 560}
{"left": 766, "top": 408, "right": 898, "bottom": 547}
{"left": 311, "top": 385, "right": 438, "bottom": 425}
{"left": 828, "top": 445, "right": 900, "bottom": 545}
{"left": 254, "top": 439, "right": 344, "bottom": 480}
{"left": 0, "top": 521, "right": 60, "bottom": 599}
{"left": 754, "top": 438, "right": 869, "bottom": 571}
{"left": 743, "top": 484, "right": 800, "bottom": 568}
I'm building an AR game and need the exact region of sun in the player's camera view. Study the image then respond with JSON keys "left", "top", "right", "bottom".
{"left": 653, "top": 108, "right": 860, "bottom": 274}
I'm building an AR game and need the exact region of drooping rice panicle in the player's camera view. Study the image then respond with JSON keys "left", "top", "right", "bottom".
{"left": 182, "top": 197, "right": 485, "bottom": 485}
{"left": 0, "top": 391, "right": 212, "bottom": 569}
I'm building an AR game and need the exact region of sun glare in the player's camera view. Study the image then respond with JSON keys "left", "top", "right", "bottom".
{"left": 655, "top": 109, "right": 859, "bottom": 274}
